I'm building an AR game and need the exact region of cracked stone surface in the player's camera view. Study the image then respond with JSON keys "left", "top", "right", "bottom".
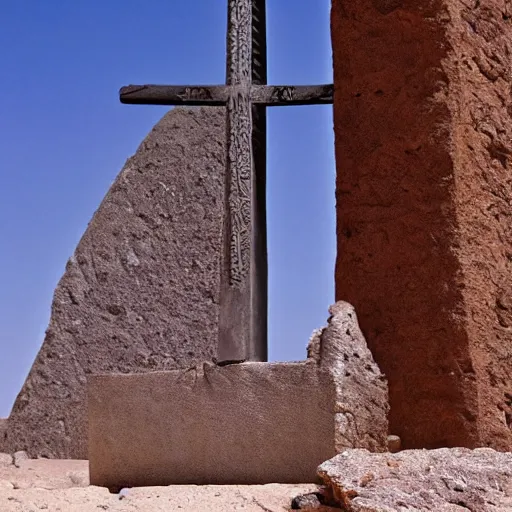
{"left": 333, "top": 0, "right": 512, "bottom": 450}
{"left": 1, "top": 107, "right": 226, "bottom": 459}
{"left": 0, "top": 457, "right": 320, "bottom": 512}
{"left": 318, "top": 448, "right": 512, "bottom": 511}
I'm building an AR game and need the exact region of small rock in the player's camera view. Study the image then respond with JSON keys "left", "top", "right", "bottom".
{"left": 291, "top": 492, "right": 322, "bottom": 509}
{"left": 0, "top": 452, "right": 13, "bottom": 466}
{"left": 387, "top": 434, "right": 401, "bottom": 453}
{"left": 13, "top": 450, "right": 29, "bottom": 467}
{"left": 119, "top": 488, "right": 130, "bottom": 500}
{"left": 68, "top": 470, "right": 87, "bottom": 486}
{"left": 11, "top": 479, "right": 30, "bottom": 490}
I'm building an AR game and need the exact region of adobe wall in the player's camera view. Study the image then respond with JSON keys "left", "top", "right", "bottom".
{"left": 332, "top": 0, "right": 512, "bottom": 449}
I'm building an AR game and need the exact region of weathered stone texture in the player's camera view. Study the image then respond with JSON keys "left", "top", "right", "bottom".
{"left": 1, "top": 107, "right": 226, "bottom": 459}
{"left": 0, "top": 421, "right": 6, "bottom": 444}
{"left": 88, "top": 363, "right": 337, "bottom": 488}
{"left": 332, "top": 0, "right": 512, "bottom": 449}
{"left": 307, "top": 302, "right": 389, "bottom": 452}
{"left": 318, "top": 448, "right": 512, "bottom": 511}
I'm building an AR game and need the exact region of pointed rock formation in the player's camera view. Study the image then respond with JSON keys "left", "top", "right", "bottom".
{"left": 1, "top": 107, "right": 226, "bottom": 458}
{"left": 307, "top": 301, "right": 389, "bottom": 453}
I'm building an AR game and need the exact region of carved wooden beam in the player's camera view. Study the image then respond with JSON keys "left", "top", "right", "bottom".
{"left": 119, "top": 85, "right": 229, "bottom": 106}
{"left": 120, "top": 84, "right": 334, "bottom": 107}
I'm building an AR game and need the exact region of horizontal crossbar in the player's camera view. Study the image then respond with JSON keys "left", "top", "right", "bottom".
{"left": 120, "top": 84, "right": 333, "bottom": 107}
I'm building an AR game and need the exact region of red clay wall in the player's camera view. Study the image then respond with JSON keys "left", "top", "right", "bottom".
{"left": 332, "top": 0, "right": 512, "bottom": 450}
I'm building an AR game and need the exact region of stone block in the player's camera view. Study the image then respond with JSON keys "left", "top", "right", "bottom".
{"left": 88, "top": 363, "right": 336, "bottom": 488}
{"left": 2, "top": 107, "right": 226, "bottom": 458}
{"left": 332, "top": 0, "right": 512, "bottom": 449}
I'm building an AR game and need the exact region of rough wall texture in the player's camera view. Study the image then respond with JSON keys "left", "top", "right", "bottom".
{"left": 1, "top": 107, "right": 226, "bottom": 459}
{"left": 0, "top": 421, "right": 6, "bottom": 445}
{"left": 332, "top": 0, "right": 512, "bottom": 450}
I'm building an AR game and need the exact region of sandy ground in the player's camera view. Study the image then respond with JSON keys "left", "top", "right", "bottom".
{"left": 0, "top": 456, "right": 325, "bottom": 511}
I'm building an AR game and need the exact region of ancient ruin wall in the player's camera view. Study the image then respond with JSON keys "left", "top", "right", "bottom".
{"left": 447, "top": 1, "right": 512, "bottom": 450}
{"left": 1, "top": 107, "right": 226, "bottom": 458}
{"left": 332, "top": 0, "right": 511, "bottom": 449}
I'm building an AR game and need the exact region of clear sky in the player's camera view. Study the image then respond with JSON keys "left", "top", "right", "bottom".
{"left": 0, "top": 1, "right": 335, "bottom": 418}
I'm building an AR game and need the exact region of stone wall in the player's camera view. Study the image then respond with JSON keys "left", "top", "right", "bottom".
{"left": 1, "top": 107, "right": 226, "bottom": 458}
{"left": 332, "top": 0, "right": 512, "bottom": 450}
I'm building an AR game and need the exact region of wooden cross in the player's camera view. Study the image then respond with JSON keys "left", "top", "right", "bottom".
{"left": 120, "top": 0, "right": 333, "bottom": 362}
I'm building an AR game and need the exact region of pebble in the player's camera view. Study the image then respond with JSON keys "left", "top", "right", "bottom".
{"left": 0, "top": 453, "right": 13, "bottom": 467}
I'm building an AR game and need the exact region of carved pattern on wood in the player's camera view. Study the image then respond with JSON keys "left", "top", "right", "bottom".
{"left": 177, "top": 87, "right": 214, "bottom": 102}
{"left": 119, "top": 0, "right": 334, "bottom": 360}
{"left": 226, "top": 0, "right": 253, "bottom": 284}
{"left": 227, "top": 91, "right": 252, "bottom": 284}
{"left": 227, "top": 0, "right": 252, "bottom": 86}
{"left": 120, "top": 84, "right": 333, "bottom": 107}
{"left": 270, "top": 86, "right": 295, "bottom": 103}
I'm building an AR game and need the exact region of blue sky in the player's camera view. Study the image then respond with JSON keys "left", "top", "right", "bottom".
{"left": 0, "top": 1, "right": 335, "bottom": 417}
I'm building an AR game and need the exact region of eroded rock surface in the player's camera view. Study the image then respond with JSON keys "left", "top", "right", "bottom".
{"left": 332, "top": 0, "right": 512, "bottom": 450}
{"left": 1, "top": 107, "right": 226, "bottom": 459}
{"left": 307, "top": 302, "right": 389, "bottom": 452}
{"left": 318, "top": 448, "right": 512, "bottom": 511}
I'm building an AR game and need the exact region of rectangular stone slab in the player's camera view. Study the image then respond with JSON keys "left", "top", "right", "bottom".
{"left": 88, "top": 362, "right": 336, "bottom": 489}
